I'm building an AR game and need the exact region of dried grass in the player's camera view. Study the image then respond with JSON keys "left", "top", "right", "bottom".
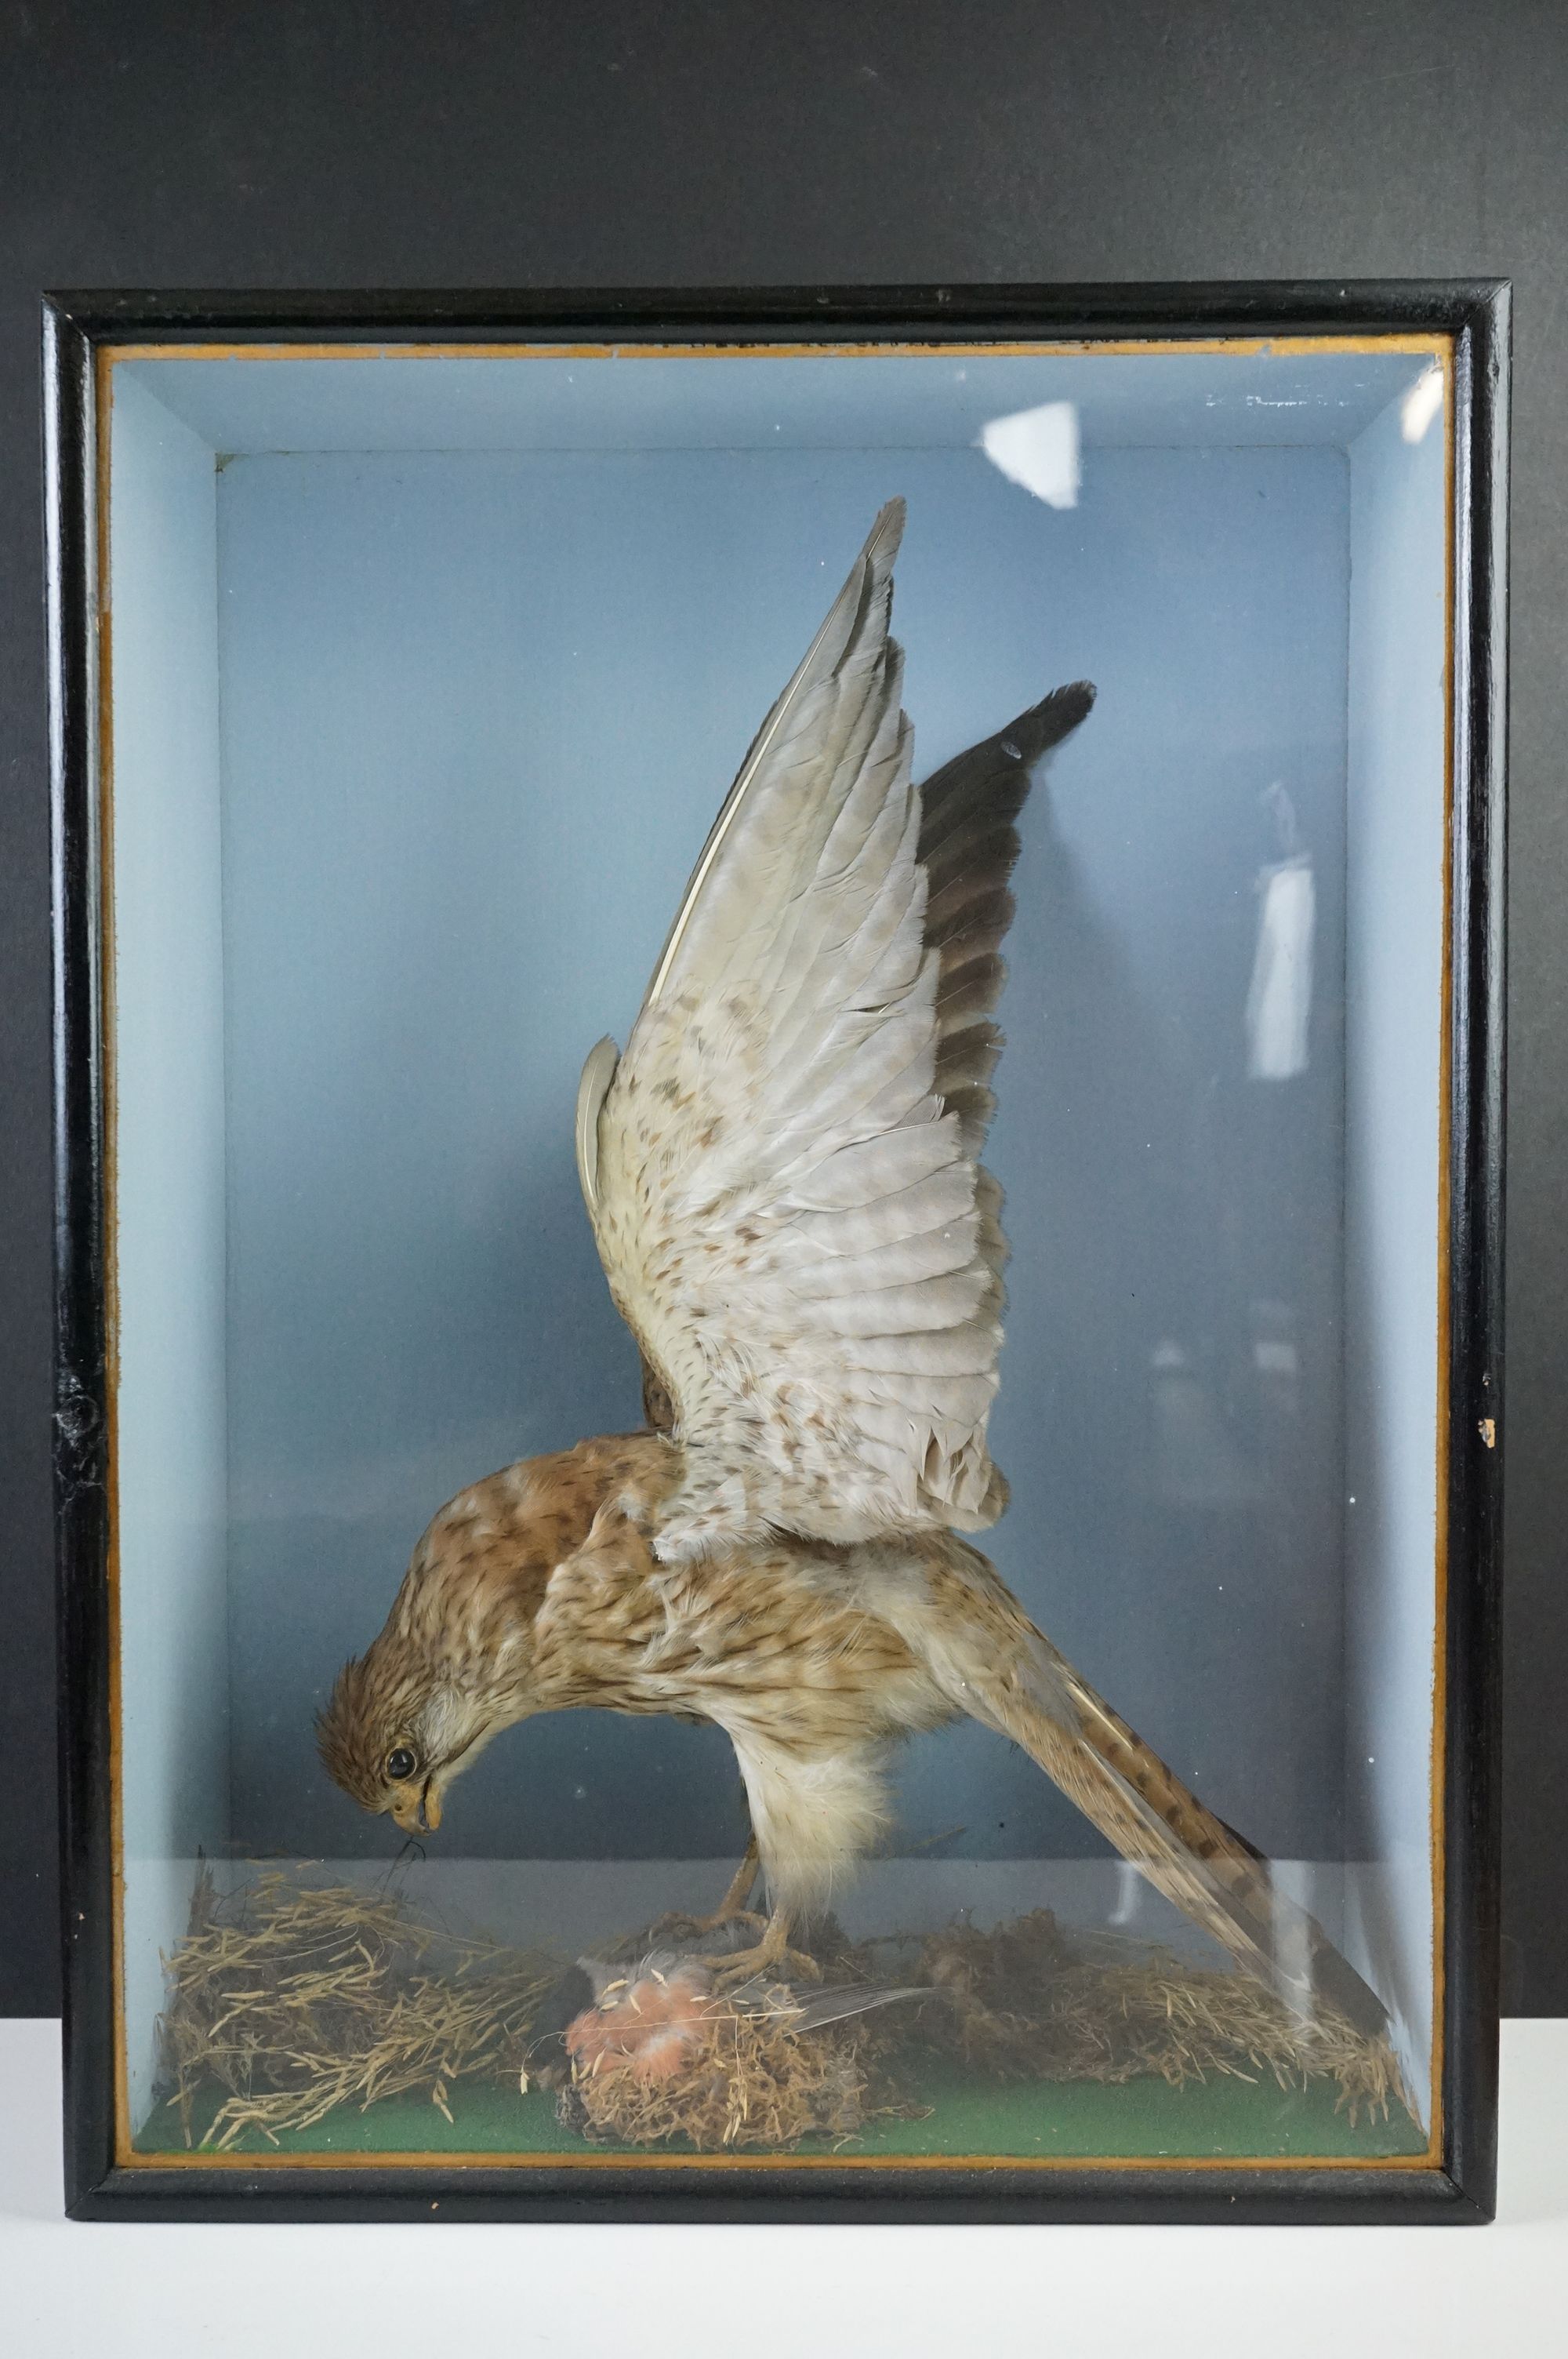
{"left": 158, "top": 1874, "right": 1407, "bottom": 2154}
{"left": 889, "top": 1910, "right": 1406, "bottom": 2125}
{"left": 158, "top": 1866, "right": 558, "bottom": 2150}
{"left": 559, "top": 1906, "right": 1406, "bottom": 2150}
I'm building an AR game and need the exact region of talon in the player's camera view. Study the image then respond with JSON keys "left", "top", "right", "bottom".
{"left": 623, "top": 1841, "right": 764, "bottom": 1959}
{"left": 683, "top": 1905, "right": 820, "bottom": 1992}
{"left": 708, "top": 1944, "right": 822, "bottom": 1994}
{"left": 648, "top": 1905, "right": 765, "bottom": 1943}
{"left": 694, "top": 1906, "right": 767, "bottom": 1942}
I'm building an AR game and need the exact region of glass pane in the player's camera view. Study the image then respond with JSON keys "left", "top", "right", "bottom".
{"left": 107, "top": 337, "right": 1447, "bottom": 2167}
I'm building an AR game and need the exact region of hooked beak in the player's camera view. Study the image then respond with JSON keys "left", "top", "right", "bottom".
{"left": 390, "top": 1777, "right": 443, "bottom": 1835}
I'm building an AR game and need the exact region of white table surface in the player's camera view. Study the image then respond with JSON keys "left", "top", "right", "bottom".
{"left": 3, "top": 2017, "right": 1565, "bottom": 2358}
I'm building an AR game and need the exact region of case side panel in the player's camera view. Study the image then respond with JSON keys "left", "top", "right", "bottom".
{"left": 1341, "top": 373, "right": 1448, "bottom": 2128}
{"left": 107, "top": 372, "right": 230, "bottom": 2132}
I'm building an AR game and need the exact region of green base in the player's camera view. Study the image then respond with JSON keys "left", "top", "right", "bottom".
{"left": 137, "top": 2059, "right": 1426, "bottom": 2163}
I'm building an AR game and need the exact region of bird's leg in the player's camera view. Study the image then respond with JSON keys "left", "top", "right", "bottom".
{"left": 695, "top": 1903, "right": 823, "bottom": 1991}
{"left": 648, "top": 1836, "right": 763, "bottom": 1943}
{"left": 697, "top": 1836, "right": 761, "bottom": 1929}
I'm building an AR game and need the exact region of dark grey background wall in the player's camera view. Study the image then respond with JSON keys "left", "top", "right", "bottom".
{"left": 2, "top": 0, "right": 1563, "bottom": 2014}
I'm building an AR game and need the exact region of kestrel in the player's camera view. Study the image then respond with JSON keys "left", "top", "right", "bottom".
{"left": 320, "top": 502, "right": 1385, "bottom": 2034}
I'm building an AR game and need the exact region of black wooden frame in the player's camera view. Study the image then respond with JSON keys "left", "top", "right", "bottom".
{"left": 45, "top": 281, "right": 1510, "bottom": 2224}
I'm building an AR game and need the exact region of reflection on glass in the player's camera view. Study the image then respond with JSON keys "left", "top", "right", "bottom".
{"left": 978, "top": 398, "right": 1080, "bottom": 506}
{"left": 1401, "top": 362, "right": 1444, "bottom": 444}
{"left": 1247, "top": 787, "right": 1316, "bottom": 1081}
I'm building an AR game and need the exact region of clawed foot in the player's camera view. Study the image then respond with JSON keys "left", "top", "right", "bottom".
{"left": 647, "top": 1905, "right": 767, "bottom": 1946}
{"left": 706, "top": 1943, "right": 823, "bottom": 1993}
{"left": 643, "top": 1837, "right": 760, "bottom": 1948}
{"left": 691, "top": 1919, "right": 824, "bottom": 1992}
{"left": 613, "top": 1839, "right": 766, "bottom": 1971}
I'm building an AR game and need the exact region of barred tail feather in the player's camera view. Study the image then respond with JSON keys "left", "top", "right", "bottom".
{"left": 1040, "top": 1684, "right": 1385, "bottom": 2037}
{"left": 949, "top": 1595, "right": 1388, "bottom": 2037}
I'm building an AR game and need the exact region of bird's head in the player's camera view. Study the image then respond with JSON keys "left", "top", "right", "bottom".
{"left": 314, "top": 1642, "right": 495, "bottom": 1835}
{"left": 315, "top": 1467, "right": 551, "bottom": 1836}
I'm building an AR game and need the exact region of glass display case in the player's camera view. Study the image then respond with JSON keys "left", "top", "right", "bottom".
{"left": 47, "top": 285, "right": 1508, "bottom": 2221}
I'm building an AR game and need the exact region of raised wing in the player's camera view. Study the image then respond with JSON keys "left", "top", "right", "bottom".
{"left": 576, "top": 500, "right": 1093, "bottom": 1558}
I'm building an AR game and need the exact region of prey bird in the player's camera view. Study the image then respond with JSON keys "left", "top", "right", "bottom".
{"left": 320, "top": 501, "right": 1385, "bottom": 2035}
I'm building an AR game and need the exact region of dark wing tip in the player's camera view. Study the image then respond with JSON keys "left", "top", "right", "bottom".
{"left": 1010, "top": 679, "right": 1096, "bottom": 762}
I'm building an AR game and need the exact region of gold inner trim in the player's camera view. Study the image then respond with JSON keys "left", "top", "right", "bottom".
{"left": 101, "top": 332, "right": 1450, "bottom": 365}
{"left": 118, "top": 2141, "right": 1437, "bottom": 2175}
{"left": 96, "top": 325, "right": 1454, "bottom": 2178}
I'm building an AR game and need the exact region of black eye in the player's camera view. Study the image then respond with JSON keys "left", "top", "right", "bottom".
{"left": 387, "top": 1747, "right": 417, "bottom": 1781}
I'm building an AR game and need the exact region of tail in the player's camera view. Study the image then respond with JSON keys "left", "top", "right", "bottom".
{"left": 927, "top": 1543, "right": 1388, "bottom": 2038}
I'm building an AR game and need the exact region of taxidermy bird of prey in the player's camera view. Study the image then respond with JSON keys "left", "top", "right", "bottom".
{"left": 320, "top": 500, "right": 1385, "bottom": 2036}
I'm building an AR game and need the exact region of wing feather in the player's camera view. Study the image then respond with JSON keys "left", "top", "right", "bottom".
{"left": 579, "top": 503, "right": 1094, "bottom": 1556}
